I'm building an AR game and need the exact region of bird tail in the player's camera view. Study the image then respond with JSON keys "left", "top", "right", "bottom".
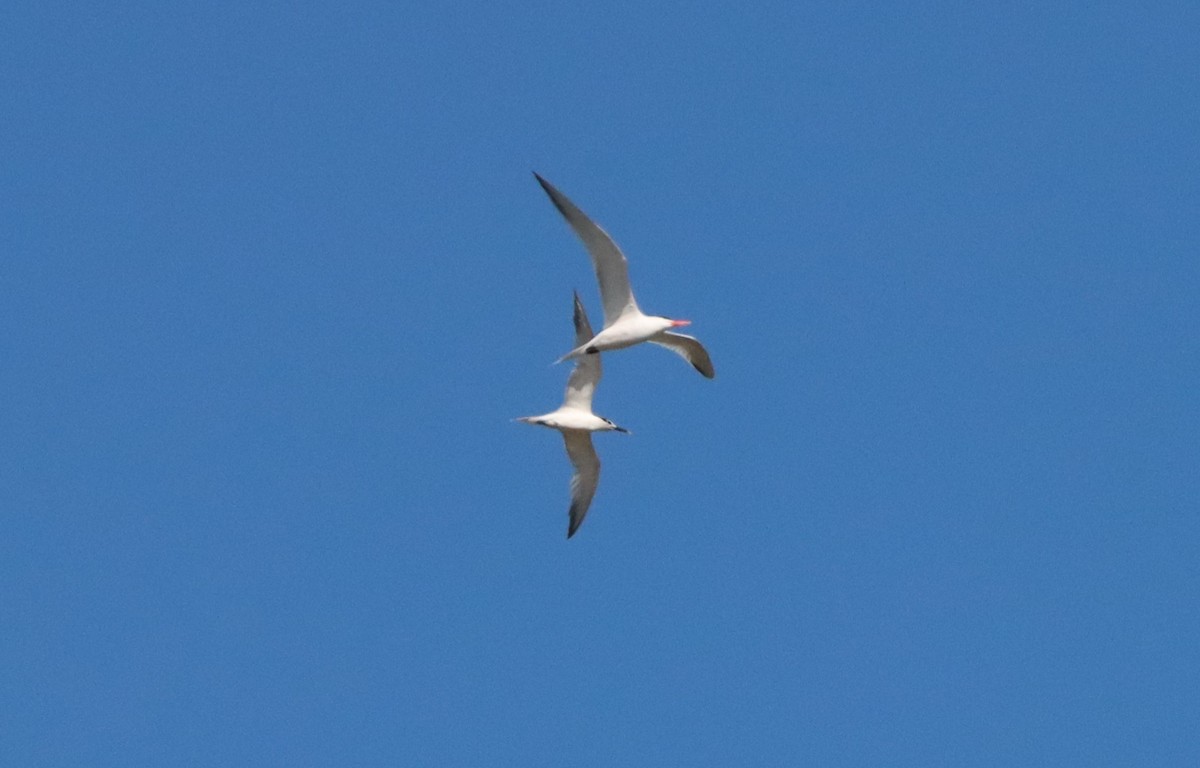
{"left": 553, "top": 344, "right": 587, "bottom": 366}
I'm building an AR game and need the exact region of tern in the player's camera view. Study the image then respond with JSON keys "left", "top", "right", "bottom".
{"left": 534, "top": 173, "right": 715, "bottom": 379}
{"left": 516, "top": 292, "right": 630, "bottom": 538}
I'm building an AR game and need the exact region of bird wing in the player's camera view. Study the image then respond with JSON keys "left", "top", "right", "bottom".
{"left": 563, "top": 291, "right": 601, "bottom": 411}
{"left": 648, "top": 331, "right": 716, "bottom": 379}
{"left": 534, "top": 173, "right": 640, "bottom": 328}
{"left": 562, "top": 431, "right": 601, "bottom": 538}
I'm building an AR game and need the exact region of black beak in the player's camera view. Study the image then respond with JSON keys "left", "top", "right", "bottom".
{"left": 613, "top": 426, "right": 630, "bottom": 434}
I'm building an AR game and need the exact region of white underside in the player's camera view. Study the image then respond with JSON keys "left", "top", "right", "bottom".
{"left": 521, "top": 407, "right": 612, "bottom": 432}
{"left": 561, "top": 313, "right": 675, "bottom": 359}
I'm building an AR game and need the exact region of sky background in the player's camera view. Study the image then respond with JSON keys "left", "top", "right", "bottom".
{"left": 3, "top": 2, "right": 1198, "bottom": 765}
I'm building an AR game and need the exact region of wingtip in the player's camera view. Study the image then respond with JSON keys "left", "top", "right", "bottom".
{"left": 532, "top": 174, "right": 573, "bottom": 217}
{"left": 567, "top": 496, "right": 588, "bottom": 538}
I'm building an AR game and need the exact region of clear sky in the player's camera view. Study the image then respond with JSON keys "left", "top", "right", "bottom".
{"left": 3, "top": 2, "right": 1198, "bottom": 765}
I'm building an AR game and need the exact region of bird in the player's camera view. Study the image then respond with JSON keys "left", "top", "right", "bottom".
{"left": 516, "top": 291, "right": 629, "bottom": 538}
{"left": 533, "top": 172, "right": 715, "bottom": 379}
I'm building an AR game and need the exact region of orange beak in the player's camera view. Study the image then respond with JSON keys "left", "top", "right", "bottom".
{"left": 670, "top": 319, "right": 692, "bottom": 327}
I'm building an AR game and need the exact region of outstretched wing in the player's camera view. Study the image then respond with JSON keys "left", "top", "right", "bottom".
{"left": 649, "top": 331, "right": 716, "bottom": 379}
{"left": 562, "top": 431, "right": 601, "bottom": 538}
{"left": 563, "top": 292, "right": 601, "bottom": 411}
{"left": 534, "top": 173, "right": 640, "bottom": 327}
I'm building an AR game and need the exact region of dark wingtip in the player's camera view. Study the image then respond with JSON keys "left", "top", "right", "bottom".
{"left": 567, "top": 502, "right": 584, "bottom": 538}
{"left": 572, "top": 295, "right": 584, "bottom": 332}
{"left": 532, "top": 173, "right": 573, "bottom": 218}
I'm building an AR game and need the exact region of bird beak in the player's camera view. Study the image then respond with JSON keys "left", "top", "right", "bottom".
{"left": 670, "top": 319, "right": 691, "bottom": 327}
{"left": 613, "top": 425, "right": 631, "bottom": 434}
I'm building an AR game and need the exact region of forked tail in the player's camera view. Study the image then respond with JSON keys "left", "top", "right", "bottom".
{"left": 553, "top": 344, "right": 589, "bottom": 365}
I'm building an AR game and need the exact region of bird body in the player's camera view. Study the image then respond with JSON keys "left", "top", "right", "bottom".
{"left": 516, "top": 410, "right": 621, "bottom": 432}
{"left": 533, "top": 173, "right": 716, "bottom": 379}
{"left": 556, "top": 314, "right": 678, "bottom": 360}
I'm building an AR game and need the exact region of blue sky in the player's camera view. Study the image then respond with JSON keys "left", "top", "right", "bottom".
{"left": 3, "top": 2, "right": 1198, "bottom": 765}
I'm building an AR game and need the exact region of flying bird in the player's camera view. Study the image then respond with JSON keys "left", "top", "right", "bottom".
{"left": 516, "top": 292, "right": 629, "bottom": 538}
{"left": 534, "top": 173, "right": 715, "bottom": 379}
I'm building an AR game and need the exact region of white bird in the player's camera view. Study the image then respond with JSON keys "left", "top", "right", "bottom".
{"left": 534, "top": 173, "right": 715, "bottom": 379}
{"left": 516, "top": 292, "right": 629, "bottom": 538}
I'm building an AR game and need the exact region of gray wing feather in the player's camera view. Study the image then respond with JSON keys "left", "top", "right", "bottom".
{"left": 563, "top": 292, "right": 601, "bottom": 410}
{"left": 562, "top": 431, "right": 600, "bottom": 538}
{"left": 535, "top": 173, "right": 640, "bottom": 327}
{"left": 648, "top": 331, "right": 716, "bottom": 379}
